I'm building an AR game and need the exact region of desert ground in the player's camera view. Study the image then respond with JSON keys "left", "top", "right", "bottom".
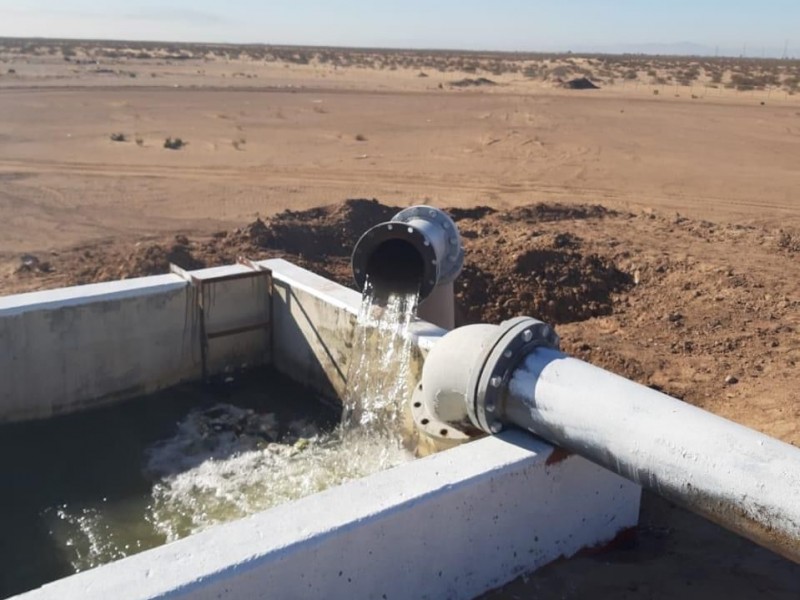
{"left": 1, "top": 39, "right": 799, "bottom": 598}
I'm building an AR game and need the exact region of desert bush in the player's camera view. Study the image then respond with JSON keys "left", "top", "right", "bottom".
{"left": 523, "top": 65, "right": 540, "bottom": 78}
{"left": 354, "top": 134, "right": 367, "bottom": 142}
{"left": 110, "top": 132, "right": 126, "bottom": 142}
{"left": 164, "top": 137, "right": 186, "bottom": 150}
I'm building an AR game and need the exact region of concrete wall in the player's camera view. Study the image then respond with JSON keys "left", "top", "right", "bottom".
{"left": 267, "top": 259, "right": 445, "bottom": 400}
{"left": 0, "top": 266, "right": 278, "bottom": 423}
{"left": 0, "top": 275, "right": 199, "bottom": 422}
{"left": 0, "top": 259, "right": 443, "bottom": 423}
{"left": 16, "top": 430, "right": 640, "bottom": 600}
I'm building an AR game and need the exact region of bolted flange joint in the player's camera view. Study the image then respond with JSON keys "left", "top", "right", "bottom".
{"left": 467, "top": 316, "right": 560, "bottom": 434}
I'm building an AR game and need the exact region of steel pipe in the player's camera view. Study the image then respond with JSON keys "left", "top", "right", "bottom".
{"left": 416, "top": 317, "right": 800, "bottom": 563}
{"left": 352, "top": 206, "right": 463, "bottom": 329}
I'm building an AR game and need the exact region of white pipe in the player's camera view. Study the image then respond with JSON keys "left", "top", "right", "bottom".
{"left": 416, "top": 319, "right": 800, "bottom": 561}
{"left": 506, "top": 347, "right": 800, "bottom": 563}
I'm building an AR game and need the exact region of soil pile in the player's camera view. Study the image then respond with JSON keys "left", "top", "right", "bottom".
{"left": 563, "top": 76, "right": 600, "bottom": 89}
{"left": 450, "top": 77, "right": 497, "bottom": 87}
{"left": 3, "top": 199, "right": 799, "bottom": 447}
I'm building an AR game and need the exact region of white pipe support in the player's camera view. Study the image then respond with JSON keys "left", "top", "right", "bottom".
{"left": 506, "top": 346, "right": 800, "bottom": 563}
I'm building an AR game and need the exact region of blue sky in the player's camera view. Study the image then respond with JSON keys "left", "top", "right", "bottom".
{"left": 0, "top": 1, "right": 797, "bottom": 57}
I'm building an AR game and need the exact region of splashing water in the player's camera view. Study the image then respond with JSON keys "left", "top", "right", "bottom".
{"left": 143, "top": 406, "right": 411, "bottom": 543}
{"left": 43, "top": 277, "right": 422, "bottom": 576}
{"left": 141, "top": 278, "right": 420, "bottom": 545}
{"left": 342, "top": 279, "right": 420, "bottom": 435}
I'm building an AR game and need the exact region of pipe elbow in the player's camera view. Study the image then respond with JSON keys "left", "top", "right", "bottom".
{"left": 413, "top": 317, "right": 560, "bottom": 437}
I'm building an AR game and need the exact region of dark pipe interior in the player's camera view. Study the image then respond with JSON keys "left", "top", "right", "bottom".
{"left": 365, "top": 238, "right": 424, "bottom": 298}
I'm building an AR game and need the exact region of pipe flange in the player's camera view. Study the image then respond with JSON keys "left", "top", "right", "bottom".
{"left": 392, "top": 206, "right": 464, "bottom": 284}
{"left": 467, "top": 317, "right": 560, "bottom": 434}
{"left": 410, "top": 384, "right": 472, "bottom": 443}
{"left": 352, "top": 221, "right": 439, "bottom": 299}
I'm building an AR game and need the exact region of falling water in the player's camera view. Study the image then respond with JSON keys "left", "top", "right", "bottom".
{"left": 342, "top": 278, "right": 420, "bottom": 435}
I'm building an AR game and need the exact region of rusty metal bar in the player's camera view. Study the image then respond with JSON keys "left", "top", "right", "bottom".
{"left": 206, "top": 320, "right": 271, "bottom": 340}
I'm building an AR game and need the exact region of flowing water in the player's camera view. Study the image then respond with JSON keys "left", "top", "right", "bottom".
{"left": 1, "top": 279, "right": 421, "bottom": 598}
{"left": 342, "top": 279, "right": 420, "bottom": 434}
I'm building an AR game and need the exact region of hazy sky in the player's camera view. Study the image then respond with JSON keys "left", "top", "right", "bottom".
{"left": 0, "top": 1, "right": 797, "bottom": 57}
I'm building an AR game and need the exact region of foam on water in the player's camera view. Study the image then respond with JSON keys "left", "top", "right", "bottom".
{"left": 47, "top": 277, "right": 422, "bottom": 572}
{"left": 143, "top": 406, "right": 410, "bottom": 543}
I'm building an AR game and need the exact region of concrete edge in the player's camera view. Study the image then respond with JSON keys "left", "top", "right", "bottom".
{"left": 16, "top": 430, "right": 640, "bottom": 599}
{"left": 0, "top": 274, "right": 186, "bottom": 316}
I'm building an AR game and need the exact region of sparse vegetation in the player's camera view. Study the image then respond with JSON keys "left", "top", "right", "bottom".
{"left": 1, "top": 38, "right": 799, "bottom": 96}
{"left": 109, "top": 132, "right": 127, "bottom": 142}
{"left": 354, "top": 133, "right": 367, "bottom": 142}
{"left": 164, "top": 137, "right": 186, "bottom": 150}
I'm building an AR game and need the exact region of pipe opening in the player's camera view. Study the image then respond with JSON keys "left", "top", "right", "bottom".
{"left": 366, "top": 238, "right": 424, "bottom": 297}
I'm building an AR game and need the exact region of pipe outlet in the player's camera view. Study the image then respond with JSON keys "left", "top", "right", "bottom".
{"left": 352, "top": 206, "right": 464, "bottom": 301}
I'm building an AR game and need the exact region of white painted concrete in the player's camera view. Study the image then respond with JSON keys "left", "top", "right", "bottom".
{"left": 0, "top": 275, "right": 199, "bottom": 422}
{"left": 0, "top": 274, "right": 185, "bottom": 316}
{"left": 15, "top": 430, "right": 640, "bottom": 600}
{"left": 0, "top": 265, "right": 283, "bottom": 422}
{"left": 2, "top": 260, "right": 642, "bottom": 598}
{"left": 261, "top": 258, "right": 445, "bottom": 399}
{"left": 0, "top": 260, "right": 445, "bottom": 423}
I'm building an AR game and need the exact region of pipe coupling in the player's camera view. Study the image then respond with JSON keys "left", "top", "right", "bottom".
{"left": 467, "top": 317, "right": 560, "bottom": 434}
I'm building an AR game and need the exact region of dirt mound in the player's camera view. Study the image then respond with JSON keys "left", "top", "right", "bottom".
{"left": 250, "top": 198, "right": 396, "bottom": 257}
{"left": 4, "top": 199, "right": 799, "bottom": 449}
{"left": 63, "top": 238, "right": 208, "bottom": 283}
{"left": 563, "top": 76, "right": 600, "bottom": 90}
{"left": 503, "top": 202, "right": 615, "bottom": 222}
{"left": 455, "top": 229, "right": 631, "bottom": 325}
{"left": 447, "top": 206, "right": 497, "bottom": 221}
{"left": 450, "top": 77, "right": 497, "bottom": 88}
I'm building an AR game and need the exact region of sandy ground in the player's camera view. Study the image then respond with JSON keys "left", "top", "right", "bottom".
{"left": 1, "top": 42, "right": 799, "bottom": 597}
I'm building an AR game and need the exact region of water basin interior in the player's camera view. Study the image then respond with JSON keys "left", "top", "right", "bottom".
{"left": 0, "top": 367, "right": 415, "bottom": 598}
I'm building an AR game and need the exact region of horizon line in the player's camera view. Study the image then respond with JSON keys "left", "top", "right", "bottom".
{"left": 0, "top": 35, "right": 797, "bottom": 61}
